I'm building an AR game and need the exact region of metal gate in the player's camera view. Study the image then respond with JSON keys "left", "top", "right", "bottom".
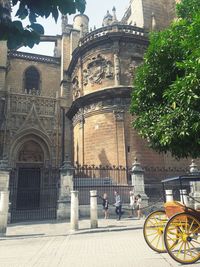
{"left": 9, "top": 167, "right": 59, "bottom": 223}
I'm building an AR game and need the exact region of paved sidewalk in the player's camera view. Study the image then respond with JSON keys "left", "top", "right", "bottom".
{"left": 3, "top": 217, "right": 144, "bottom": 239}
{"left": 0, "top": 217, "right": 199, "bottom": 267}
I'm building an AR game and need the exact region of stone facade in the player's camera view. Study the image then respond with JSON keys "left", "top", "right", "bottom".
{"left": 0, "top": 0, "right": 196, "bottom": 221}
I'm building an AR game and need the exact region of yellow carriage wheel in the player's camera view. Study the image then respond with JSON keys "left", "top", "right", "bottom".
{"left": 164, "top": 212, "right": 200, "bottom": 264}
{"left": 143, "top": 210, "right": 168, "bottom": 253}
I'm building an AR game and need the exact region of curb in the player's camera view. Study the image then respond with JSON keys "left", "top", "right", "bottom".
{"left": 0, "top": 225, "right": 143, "bottom": 240}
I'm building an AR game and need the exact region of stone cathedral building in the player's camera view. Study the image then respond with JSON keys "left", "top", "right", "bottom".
{"left": 0, "top": 0, "right": 192, "bottom": 221}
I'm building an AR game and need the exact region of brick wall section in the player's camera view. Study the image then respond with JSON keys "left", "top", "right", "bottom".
{"left": 6, "top": 58, "right": 60, "bottom": 97}
{"left": 74, "top": 112, "right": 126, "bottom": 166}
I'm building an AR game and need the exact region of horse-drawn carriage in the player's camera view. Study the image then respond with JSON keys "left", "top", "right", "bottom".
{"left": 143, "top": 175, "right": 200, "bottom": 264}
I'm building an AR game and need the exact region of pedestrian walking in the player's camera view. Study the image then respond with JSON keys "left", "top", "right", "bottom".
{"left": 114, "top": 190, "right": 123, "bottom": 220}
{"left": 136, "top": 194, "right": 142, "bottom": 219}
{"left": 102, "top": 193, "right": 109, "bottom": 219}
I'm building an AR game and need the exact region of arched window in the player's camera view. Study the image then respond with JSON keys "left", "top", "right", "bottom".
{"left": 24, "top": 66, "right": 40, "bottom": 95}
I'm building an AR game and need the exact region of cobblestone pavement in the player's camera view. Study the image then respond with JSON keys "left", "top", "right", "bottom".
{"left": 0, "top": 218, "right": 199, "bottom": 267}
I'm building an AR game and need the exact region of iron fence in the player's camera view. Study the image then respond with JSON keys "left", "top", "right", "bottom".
{"left": 10, "top": 185, "right": 58, "bottom": 223}
{"left": 143, "top": 166, "right": 188, "bottom": 182}
{"left": 74, "top": 164, "right": 130, "bottom": 185}
{"left": 9, "top": 167, "right": 59, "bottom": 223}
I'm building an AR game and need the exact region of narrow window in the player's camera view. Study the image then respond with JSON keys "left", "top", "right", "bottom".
{"left": 24, "top": 66, "right": 40, "bottom": 95}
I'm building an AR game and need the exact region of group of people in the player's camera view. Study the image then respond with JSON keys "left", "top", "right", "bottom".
{"left": 129, "top": 191, "right": 142, "bottom": 219}
{"left": 100, "top": 190, "right": 142, "bottom": 220}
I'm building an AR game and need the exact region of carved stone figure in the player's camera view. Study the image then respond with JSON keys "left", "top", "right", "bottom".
{"left": 83, "top": 69, "right": 89, "bottom": 86}
{"left": 114, "top": 53, "right": 120, "bottom": 85}
{"left": 72, "top": 76, "right": 81, "bottom": 99}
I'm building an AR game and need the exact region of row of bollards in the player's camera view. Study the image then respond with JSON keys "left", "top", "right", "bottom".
{"left": 165, "top": 189, "right": 189, "bottom": 206}
{"left": 70, "top": 190, "right": 98, "bottom": 231}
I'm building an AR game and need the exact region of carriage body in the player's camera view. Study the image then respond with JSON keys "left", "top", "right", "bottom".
{"left": 143, "top": 175, "right": 200, "bottom": 264}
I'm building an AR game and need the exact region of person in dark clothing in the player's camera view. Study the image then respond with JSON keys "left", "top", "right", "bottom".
{"left": 114, "top": 191, "right": 123, "bottom": 220}
{"left": 102, "top": 193, "right": 109, "bottom": 219}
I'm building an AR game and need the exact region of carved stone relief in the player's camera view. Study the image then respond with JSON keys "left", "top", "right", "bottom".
{"left": 114, "top": 110, "right": 125, "bottom": 121}
{"left": 18, "top": 140, "right": 44, "bottom": 162}
{"left": 72, "top": 76, "right": 81, "bottom": 100}
{"left": 72, "top": 98, "right": 130, "bottom": 125}
{"left": 83, "top": 54, "right": 114, "bottom": 86}
{"left": 10, "top": 94, "right": 56, "bottom": 116}
{"left": 114, "top": 53, "right": 120, "bottom": 85}
{"left": 124, "top": 56, "right": 143, "bottom": 81}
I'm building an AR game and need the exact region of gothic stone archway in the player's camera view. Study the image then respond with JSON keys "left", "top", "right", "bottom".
{"left": 10, "top": 139, "right": 59, "bottom": 222}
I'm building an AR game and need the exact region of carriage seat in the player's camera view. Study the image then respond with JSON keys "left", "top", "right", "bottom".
{"left": 164, "top": 201, "right": 200, "bottom": 219}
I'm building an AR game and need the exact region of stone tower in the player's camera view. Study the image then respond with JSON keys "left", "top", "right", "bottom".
{"left": 122, "top": 0, "right": 178, "bottom": 30}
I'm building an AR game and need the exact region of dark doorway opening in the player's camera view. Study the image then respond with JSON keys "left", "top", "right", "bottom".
{"left": 17, "top": 168, "right": 41, "bottom": 209}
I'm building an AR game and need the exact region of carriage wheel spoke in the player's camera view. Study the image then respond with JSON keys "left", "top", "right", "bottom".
{"left": 146, "top": 231, "right": 158, "bottom": 237}
{"left": 191, "top": 239, "right": 200, "bottom": 245}
{"left": 189, "top": 219, "right": 195, "bottom": 233}
{"left": 188, "top": 242, "right": 199, "bottom": 256}
{"left": 176, "top": 241, "right": 184, "bottom": 258}
{"left": 149, "top": 233, "right": 160, "bottom": 244}
{"left": 155, "top": 235, "right": 161, "bottom": 248}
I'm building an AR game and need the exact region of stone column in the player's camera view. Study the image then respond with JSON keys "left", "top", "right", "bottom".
{"left": 131, "top": 158, "right": 148, "bottom": 207}
{"left": 90, "top": 190, "right": 98, "bottom": 229}
{"left": 114, "top": 53, "right": 120, "bottom": 86}
{"left": 57, "top": 156, "right": 74, "bottom": 220}
{"left": 189, "top": 160, "right": 200, "bottom": 209}
{"left": 0, "top": 158, "right": 10, "bottom": 236}
{"left": 70, "top": 190, "right": 79, "bottom": 231}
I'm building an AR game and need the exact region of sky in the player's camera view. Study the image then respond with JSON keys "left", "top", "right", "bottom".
{"left": 12, "top": 0, "right": 130, "bottom": 56}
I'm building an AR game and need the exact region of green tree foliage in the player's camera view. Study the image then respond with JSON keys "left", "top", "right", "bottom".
{"left": 130, "top": 0, "right": 200, "bottom": 159}
{"left": 0, "top": 0, "right": 86, "bottom": 49}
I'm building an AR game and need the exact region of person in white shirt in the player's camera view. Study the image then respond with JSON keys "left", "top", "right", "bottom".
{"left": 129, "top": 191, "right": 135, "bottom": 218}
{"left": 136, "top": 194, "right": 142, "bottom": 219}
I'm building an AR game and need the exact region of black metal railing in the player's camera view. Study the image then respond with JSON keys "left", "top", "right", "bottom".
{"left": 10, "top": 185, "right": 58, "bottom": 223}
{"left": 74, "top": 164, "right": 130, "bottom": 185}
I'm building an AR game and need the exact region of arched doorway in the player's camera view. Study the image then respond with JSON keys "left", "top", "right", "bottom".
{"left": 10, "top": 137, "right": 59, "bottom": 222}
{"left": 16, "top": 140, "right": 44, "bottom": 210}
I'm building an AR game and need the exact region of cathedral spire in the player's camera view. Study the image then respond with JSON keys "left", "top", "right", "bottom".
{"left": 102, "top": 10, "right": 113, "bottom": 26}
{"left": 112, "top": 6, "right": 117, "bottom": 22}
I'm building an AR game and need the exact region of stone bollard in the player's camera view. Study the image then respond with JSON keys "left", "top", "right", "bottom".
{"left": 165, "top": 190, "right": 173, "bottom": 202}
{"left": 70, "top": 191, "right": 79, "bottom": 231}
{"left": 90, "top": 190, "right": 98, "bottom": 229}
{"left": 0, "top": 158, "right": 10, "bottom": 236}
{"left": 0, "top": 191, "right": 9, "bottom": 236}
{"left": 131, "top": 158, "right": 148, "bottom": 208}
{"left": 57, "top": 155, "right": 74, "bottom": 220}
{"left": 180, "top": 189, "right": 189, "bottom": 206}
